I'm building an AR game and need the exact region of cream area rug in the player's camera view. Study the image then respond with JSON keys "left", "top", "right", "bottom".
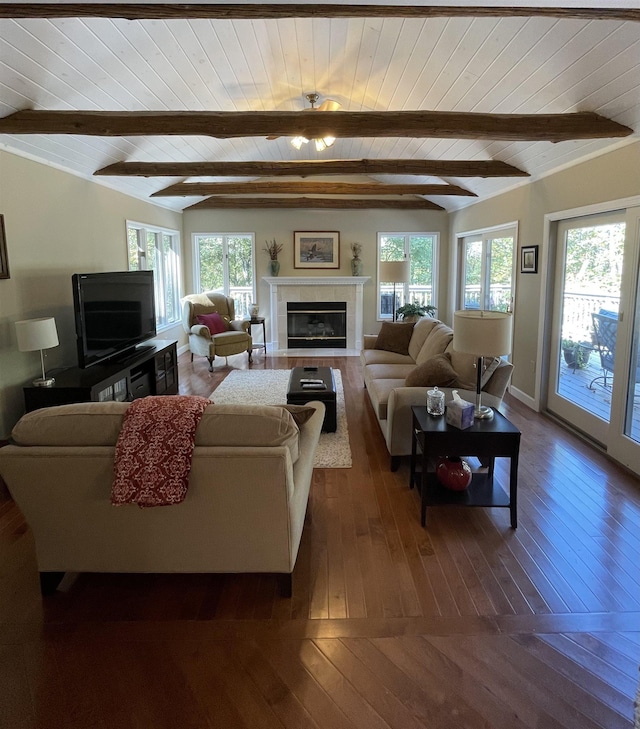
{"left": 209, "top": 368, "right": 352, "bottom": 468}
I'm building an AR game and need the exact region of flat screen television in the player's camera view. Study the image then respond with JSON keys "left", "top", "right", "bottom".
{"left": 72, "top": 270, "right": 156, "bottom": 368}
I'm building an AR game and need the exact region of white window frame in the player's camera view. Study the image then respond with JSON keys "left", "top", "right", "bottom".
{"left": 377, "top": 232, "right": 439, "bottom": 321}
{"left": 192, "top": 233, "right": 256, "bottom": 319}
{"left": 456, "top": 222, "right": 518, "bottom": 313}
{"left": 126, "top": 220, "right": 182, "bottom": 331}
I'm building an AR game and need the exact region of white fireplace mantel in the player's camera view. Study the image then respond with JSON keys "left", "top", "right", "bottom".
{"left": 263, "top": 276, "right": 370, "bottom": 287}
{"left": 263, "top": 276, "right": 370, "bottom": 352}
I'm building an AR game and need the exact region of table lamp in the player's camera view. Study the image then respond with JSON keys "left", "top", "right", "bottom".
{"left": 379, "top": 259, "right": 410, "bottom": 321}
{"left": 453, "top": 310, "right": 512, "bottom": 420}
{"left": 15, "top": 316, "right": 59, "bottom": 387}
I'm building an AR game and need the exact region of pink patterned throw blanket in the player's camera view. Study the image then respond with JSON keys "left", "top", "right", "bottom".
{"left": 111, "top": 395, "right": 211, "bottom": 507}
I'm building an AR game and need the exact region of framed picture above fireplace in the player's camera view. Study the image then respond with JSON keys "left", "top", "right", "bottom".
{"left": 294, "top": 231, "right": 340, "bottom": 269}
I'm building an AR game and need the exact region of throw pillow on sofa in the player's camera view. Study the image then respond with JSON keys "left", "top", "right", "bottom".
{"left": 374, "top": 322, "right": 415, "bottom": 355}
{"left": 404, "top": 353, "right": 458, "bottom": 387}
{"left": 282, "top": 404, "right": 317, "bottom": 426}
{"left": 197, "top": 312, "right": 228, "bottom": 335}
{"left": 414, "top": 322, "right": 454, "bottom": 364}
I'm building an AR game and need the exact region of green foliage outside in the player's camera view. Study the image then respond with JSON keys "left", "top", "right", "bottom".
{"left": 195, "top": 235, "right": 254, "bottom": 317}
{"left": 463, "top": 237, "right": 513, "bottom": 312}
{"left": 561, "top": 222, "right": 624, "bottom": 341}
{"left": 226, "top": 236, "right": 254, "bottom": 289}
{"left": 127, "top": 228, "right": 140, "bottom": 271}
{"left": 197, "top": 235, "right": 254, "bottom": 293}
{"left": 565, "top": 223, "right": 624, "bottom": 295}
{"left": 197, "top": 236, "right": 225, "bottom": 291}
{"left": 380, "top": 234, "right": 436, "bottom": 307}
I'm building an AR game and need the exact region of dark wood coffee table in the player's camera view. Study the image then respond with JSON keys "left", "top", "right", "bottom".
{"left": 287, "top": 366, "right": 337, "bottom": 432}
{"left": 410, "top": 406, "right": 521, "bottom": 528}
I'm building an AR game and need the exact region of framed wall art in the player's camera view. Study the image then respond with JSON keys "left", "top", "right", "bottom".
{"left": 294, "top": 231, "right": 340, "bottom": 269}
{"left": 0, "top": 215, "right": 9, "bottom": 280}
{"left": 520, "top": 245, "right": 538, "bottom": 274}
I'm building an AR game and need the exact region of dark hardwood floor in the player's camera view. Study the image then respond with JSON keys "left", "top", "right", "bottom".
{"left": 1, "top": 350, "right": 639, "bottom": 728}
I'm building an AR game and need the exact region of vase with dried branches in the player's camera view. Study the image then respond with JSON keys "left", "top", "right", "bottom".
{"left": 264, "top": 238, "right": 283, "bottom": 276}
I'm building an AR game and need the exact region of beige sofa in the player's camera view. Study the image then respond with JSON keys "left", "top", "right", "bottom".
{"left": 361, "top": 317, "right": 513, "bottom": 469}
{"left": 0, "top": 399, "right": 325, "bottom": 596}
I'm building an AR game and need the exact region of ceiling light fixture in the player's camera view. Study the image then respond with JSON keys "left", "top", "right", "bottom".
{"left": 290, "top": 93, "right": 339, "bottom": 151}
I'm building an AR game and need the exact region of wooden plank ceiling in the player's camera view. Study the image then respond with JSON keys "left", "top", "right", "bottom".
{"left": 0, "top": 4, "right": 638, "bottom": 212}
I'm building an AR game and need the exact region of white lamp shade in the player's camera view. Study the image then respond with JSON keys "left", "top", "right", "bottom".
{"left": 15, "top": 317, "right": 59, "bottom": 352}
{"left": 379, "top": 259, "right": 410, "bottom": 284}
{"left": 453, "top": 310, "right": 512, "bottom": 357}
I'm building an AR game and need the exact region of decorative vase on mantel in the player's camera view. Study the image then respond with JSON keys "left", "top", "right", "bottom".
{"left": 350, "top": 242, "right": 363, "bottom": 276}
{"left": 263, "top": 238, "right": 283, "bottom": 278}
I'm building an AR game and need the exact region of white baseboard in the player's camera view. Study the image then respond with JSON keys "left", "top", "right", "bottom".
{"left": 269, "top": 348, "right": 361, "bottom": 357}
{"left": 508, "top": 385, "right": 538, "bottom": 412}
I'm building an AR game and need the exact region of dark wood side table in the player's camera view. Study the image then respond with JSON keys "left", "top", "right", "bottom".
{"left": 248, "top": 317, "right": 266, "bottom": 353}
{"left": 410, "top": 406, "right": 521, "bottom": 528}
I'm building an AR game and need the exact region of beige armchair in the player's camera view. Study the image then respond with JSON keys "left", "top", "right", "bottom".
{"left": 182, "top": 292, "right": 252, "bottom": 370}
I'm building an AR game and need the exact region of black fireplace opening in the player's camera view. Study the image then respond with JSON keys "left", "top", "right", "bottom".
{"left": 287, "top": 301, "right": 347, "bottom": 349}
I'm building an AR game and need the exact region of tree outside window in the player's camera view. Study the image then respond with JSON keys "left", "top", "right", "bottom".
{"left": 460, "top": 228, "right": 515, "bottom": 313}
{"left": 193, "top": 234, "right": 255, "bottom": 318}
{"left": 377, "top": 233, "right": 438, "bottom": 320}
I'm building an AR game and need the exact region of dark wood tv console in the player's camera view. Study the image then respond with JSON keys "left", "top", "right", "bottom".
{"left": 23, "top": 339, "right": 178, "bottom": 413}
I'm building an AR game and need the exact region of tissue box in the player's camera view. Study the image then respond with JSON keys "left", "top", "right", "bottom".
{"left": 445, "top": 398, "right": 475, "bottom": 429}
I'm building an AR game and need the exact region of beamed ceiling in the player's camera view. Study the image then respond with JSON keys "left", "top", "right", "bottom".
{"left": 1, "top": 3, "right": 639, "bottom": 212}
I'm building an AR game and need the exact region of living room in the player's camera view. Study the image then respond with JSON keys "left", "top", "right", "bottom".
{"left": 1, "top": 4, "right": 640, "bottom": 727}
{"left": 2, "top": 140, "right": 640, "bottom": 464}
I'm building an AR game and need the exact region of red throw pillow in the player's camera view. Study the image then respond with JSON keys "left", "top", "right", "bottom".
{"left": 196, "top": 312, "right": 228, "bottom": 335}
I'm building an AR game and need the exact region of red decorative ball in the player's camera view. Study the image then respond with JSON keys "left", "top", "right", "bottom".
{"left": 436, "top": 456, "right": 472, "bottom": 491}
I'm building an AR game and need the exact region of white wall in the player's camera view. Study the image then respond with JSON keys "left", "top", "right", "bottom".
{"left": 182, "top": 208, "right": 450, "bottom": 342}
{"left": 0, "top": 150, "right": 184, "bottom": 437}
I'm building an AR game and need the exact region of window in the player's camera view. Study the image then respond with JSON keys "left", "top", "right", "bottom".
{"left": 457, "top": 225, "right": 516, "bottom": 312}
{"left": 193, "top": 233, "right": 255, "bottom": 318}
{"left": 377, "top": 232, "right": 438, "bottom": 320}
{"left": 127, "top": 221, "right": 181, "bottom": 330}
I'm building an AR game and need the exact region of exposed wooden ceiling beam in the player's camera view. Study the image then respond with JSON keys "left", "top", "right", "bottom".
{"left": 1, "top": 5, "right": 638, "bottom": 22}
{"left": 151, "top": 181, "right": 476, "bottom": 197}
{"left": 95, "top": 159, "right": 529, "bottom": 178}
{"left": 186, "top": 197, "right": 444, "bottom": 210}
{"left": 1, "top": 110, "right": 631, "bottom": 142}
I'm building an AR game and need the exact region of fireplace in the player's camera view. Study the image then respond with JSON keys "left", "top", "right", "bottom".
{"left": 287, "top": 302, "right": 347, "bottom": 349}
{"left": 263, "top": 276, "right": 370, "bottom": 352}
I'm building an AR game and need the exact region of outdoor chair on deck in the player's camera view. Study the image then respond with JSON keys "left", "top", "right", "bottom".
{"left": 590, "top": 312, "right": 640, "bottom": 391}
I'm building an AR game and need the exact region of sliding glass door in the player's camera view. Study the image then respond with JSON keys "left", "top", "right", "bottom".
{"left": 547, "top": 208, "right": 640, "bottom": 471}
{"left": 608, "top": 207, "right": 640, "bottom": 472}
